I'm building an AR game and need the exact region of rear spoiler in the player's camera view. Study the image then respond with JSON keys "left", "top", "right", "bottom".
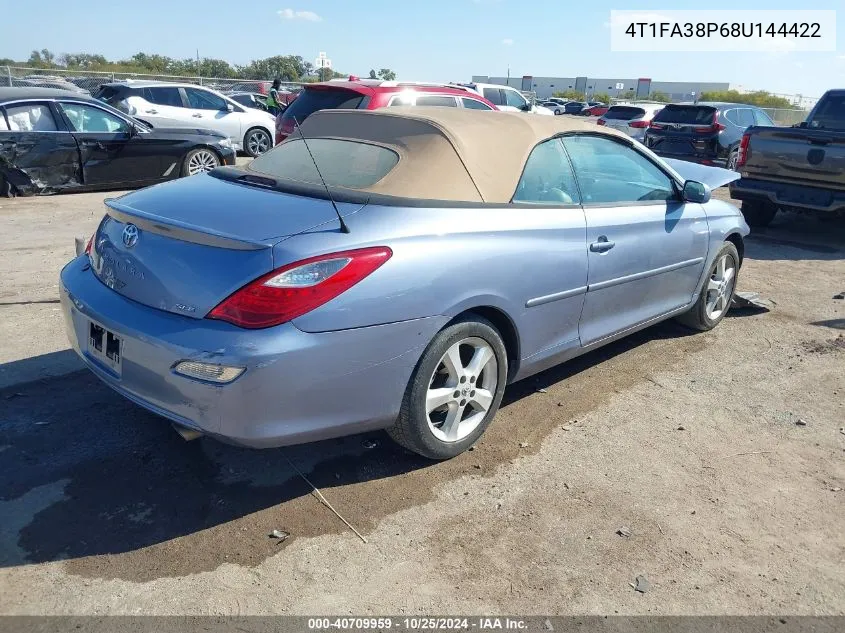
{"left": 104, "top": 198, "right": 271, "bottom": 251}
{"left": 663, "top": 158, "right": 740, "bottom": 190}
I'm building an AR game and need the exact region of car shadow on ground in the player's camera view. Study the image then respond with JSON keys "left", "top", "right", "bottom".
{"left": 0, "top": 319, "right": 700, "bottom": 571}
{"left": 743, "top": 212, "right": 845, "bottom": 262}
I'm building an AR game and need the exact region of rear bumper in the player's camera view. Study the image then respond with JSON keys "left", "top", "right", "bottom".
{"left": 730, "top": 177, "right": 845, "bottom": 214}
{"left": 60, "top": 256, "right": 446, "bottom": 448}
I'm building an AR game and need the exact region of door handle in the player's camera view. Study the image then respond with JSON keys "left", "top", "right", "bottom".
{"left": 192, "top": 113, "right": 203, "bottom": 118}
{"left": 145, "top": 109, "right": 158, "bottom": 114}
{"left": 82, "top": 141, "right": 107, "bottom": 151}
{"left": 590, "top": 236, "right": 616, "bottom": 253}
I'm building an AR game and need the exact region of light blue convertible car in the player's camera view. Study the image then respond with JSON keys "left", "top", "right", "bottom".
{"left": 60, "top": 107, "right": 747, "bottom": 459}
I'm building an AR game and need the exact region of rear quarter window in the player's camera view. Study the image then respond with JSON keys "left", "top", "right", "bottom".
{"left": 282, "top": 89, "right": 365, "bottom": 123}
{"left": 809, "top": 93, "right": 845, "bottom": 131}
{"left": 248, "top": 138, "right": 399, "bottom": 189}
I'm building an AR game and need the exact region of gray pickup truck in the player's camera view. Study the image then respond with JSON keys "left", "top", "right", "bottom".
{"left": 729, "top": 89, "right": 845, "bottom": 227}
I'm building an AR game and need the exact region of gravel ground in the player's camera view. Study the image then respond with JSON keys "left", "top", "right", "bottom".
{"left": 0, "top": 183, "right": 843, "bottom": 615}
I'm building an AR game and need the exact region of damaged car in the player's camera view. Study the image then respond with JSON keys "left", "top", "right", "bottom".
{"left": 60, "top": 108, "right": 747, "bottom": 460}
{"left": 0, "top": 88, "right": 237, "bottom": 196}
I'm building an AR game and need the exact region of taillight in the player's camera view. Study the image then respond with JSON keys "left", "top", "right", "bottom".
{"left": 736, "top": 133, "right": 751, "bottom": 168}
{"left": 628, "top": 120, "right": 649, "bottom": 129}
{"left": 84, "top": 234, "right": 94, "bottom": 256}
{"left": 694, "top": 113, "right": 726, "bottom": 134}
{"left": 209, "top": 246, "right": 392, "bottom": 329}
{"left": 596, "top": 119, "right": 606, "bottom": 126}
{"left": 648, "top": 121, "right": 665, "bottom": 130}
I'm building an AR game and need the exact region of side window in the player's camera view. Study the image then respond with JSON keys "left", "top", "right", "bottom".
{"left": 388, "top": 94, "right": 412, "bottom": 107}
{"left": 562, "top": 135, "right": 676, "bottom": 204}
{"left": 415, "top": 95, "right": 458, "bottom": 107}
{"left": 482, "top": 88, "right": 505, "bottom": 106}
{"left": 724, "top": 109, "right": 740, "bottom": 126}
{"left": 5, "top": 103, "right": 58, "bottom": 132}
{"left": 145, "top": 87, "right": 183, "bottom": 107}
{"left": 736, "top": 108, "right": 755, "bottom": 128}
{"left": 58, "top": 103, "right": 129, "bottom": 134}
{"left": 753, "top": 109, "right": 774, "bottom": 126}
{"left": 462, "top": 98, "right": 493, "bottom": 111}
{"left": 185, "top": 88, "right": 227, "bottom": 111}
{"left": 504, "top": 89, "right": 528, "bottom": 109}
{"left": 513, "top": 138, "right": 580, "bottom": 205}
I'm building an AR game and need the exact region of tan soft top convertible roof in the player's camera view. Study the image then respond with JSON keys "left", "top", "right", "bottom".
{"left": 290, "top": 107, "right": 629, "bottom": 203}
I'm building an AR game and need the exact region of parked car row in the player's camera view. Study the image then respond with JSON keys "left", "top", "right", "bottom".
{"left": 0, "top": 88, "right": 236, "bottom": 196}
{"left": 92, "top": 82, "right": 276, "bottom": 157}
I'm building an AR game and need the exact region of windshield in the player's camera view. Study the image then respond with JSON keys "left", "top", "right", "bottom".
{"left": 281, "top": 88, "right": 365, "bottom": 124}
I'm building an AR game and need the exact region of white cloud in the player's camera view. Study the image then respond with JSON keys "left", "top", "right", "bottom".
{"left": 278, "top": 9, "right": 322, "bottom": 21}
{"left": 502, "top": 38, "right": 514, "bottom": 46}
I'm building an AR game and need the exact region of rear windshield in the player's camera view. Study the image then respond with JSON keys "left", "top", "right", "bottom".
{"left": 653, "top": 105, "right": 716, "bottom": 125}
{"left": 247, "top": 138, "right": 399, "bottom": 189}
{"left": 809, "top": 93, "right": 845, "bottom": 131}
{"left": 281, "top": 88, "right": 365, "bottom": 123}
{"left": 604, "top": 106, "right": 645, "bottom": 120}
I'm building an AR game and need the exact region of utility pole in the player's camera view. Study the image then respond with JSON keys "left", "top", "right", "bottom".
{"left": 196, "top": 49, "right": 200, "bottom": 77}
{"left": 507, "top": 66, "right": 510, "bottom": 86}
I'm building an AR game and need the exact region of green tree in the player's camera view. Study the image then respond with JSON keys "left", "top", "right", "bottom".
{"left": 553, "top": 89, "right": 585, "bottom": 100}
{"left": 368, "top": 69, "right": 377, "bottom": 79}
{"left": 377, "top": 68, "right": 396, "bottom": 81}
{"left": 590, "top": 92, "right": 610, "bottom": 103}
{"left": 648, "top": 90, "right": 671, "bottom": 102}
{"left": 698, "top": 89, "right": 793, "bottom": 108}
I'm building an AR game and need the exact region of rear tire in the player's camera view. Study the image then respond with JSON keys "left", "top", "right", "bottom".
{"left": 740, "top": 200, "right": 777, "bottom": 227}
{"left": 387, "top": 315, "right": 508, "bottom": 460}
{"left": 727, "top": 148, "right": 739, "bottom": 171}
{"left": 676, "top": 241, "right": 740, "bottom": 332}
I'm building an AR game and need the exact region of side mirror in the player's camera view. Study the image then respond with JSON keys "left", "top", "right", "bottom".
{"left": 127, "top": 123, "right": 138, "bottom": 137}
{"left": 225, "top": 103, "right": 234, "bottom": 112}
{"left": 682, "top": 180, "right": 711, "bottom": 204}
{"left": 520, "top": 102, "right": 532, "bottom": 112}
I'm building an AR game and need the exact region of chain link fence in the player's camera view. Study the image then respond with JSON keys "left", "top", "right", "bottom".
{"left": 759, "top": 107, "right": 807, "bottom": 127}
{"left": 0, "top": 66, "right": 306, "bottom": 96}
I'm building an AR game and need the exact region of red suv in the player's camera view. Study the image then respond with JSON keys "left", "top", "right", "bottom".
{"left": 275, "top": 79, "right": 498, "bottom": 143}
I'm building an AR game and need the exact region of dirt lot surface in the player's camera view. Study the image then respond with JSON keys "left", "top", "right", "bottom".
{"left": 0, "top": 183, "right": 843, "bottom": 616}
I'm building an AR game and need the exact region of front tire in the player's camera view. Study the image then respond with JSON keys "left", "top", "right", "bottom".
{"left": 676, "top": 242, "right": 740, "bottom": 332}
{"left": 387, "top": 315, "right": 508, "bottom": 460}
{"left": 740, "top": 200, "right": 777, "bottom": 227}
{"left": 182, "top": 148, "right": 220, "bottom": 176}
{"left": 244, "top": 127, "right": 272, "bottom": 157}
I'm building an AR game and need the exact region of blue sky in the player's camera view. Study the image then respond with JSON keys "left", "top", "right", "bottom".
{"left": 4, "top": 0, "right": 843, "bottom": 97}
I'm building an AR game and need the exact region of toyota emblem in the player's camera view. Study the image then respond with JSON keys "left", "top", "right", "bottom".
{"left": 122, "top": 224, "right": 139, "bottom": 248}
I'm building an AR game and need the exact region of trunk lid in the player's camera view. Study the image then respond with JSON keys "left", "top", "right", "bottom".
{"left": 645, "top": 104, "right": 721, "bottom": 161}
{"left": 90, "top": 172, "right": 358, "bottom": 318}
{"left": 742, "top": 127, "right": 845, "bottom": 189}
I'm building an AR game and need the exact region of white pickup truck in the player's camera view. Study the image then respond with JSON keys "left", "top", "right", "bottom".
{"left": 455, "top": 82, "right": 553, "bottom": 115}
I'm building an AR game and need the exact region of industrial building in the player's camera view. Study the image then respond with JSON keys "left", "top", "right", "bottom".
{"left": 471, "top": 75, "right": 731, "bottom": 101}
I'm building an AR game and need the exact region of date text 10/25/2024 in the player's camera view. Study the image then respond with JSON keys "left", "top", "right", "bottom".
{"left": 307, "top": 617, "right": 530, "bottom": 630}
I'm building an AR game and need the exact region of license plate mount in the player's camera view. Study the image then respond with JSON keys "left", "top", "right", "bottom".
{"left": 88, "top": 320, "right": 122, "bottom": 376}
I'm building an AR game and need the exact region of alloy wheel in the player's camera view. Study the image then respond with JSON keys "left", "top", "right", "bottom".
{"left": 425, "top": 337, "right": 498, "bottom": 443}
{"left": 247, "top": 130, "right": 271, "bottom": 156}
{"left": 705, "top": 253, "right": 737, "bottom": 320}
{"left": 187, "top": 150, "right": 219, "bottom": 176}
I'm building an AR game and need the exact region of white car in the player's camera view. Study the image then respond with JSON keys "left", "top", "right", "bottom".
{"left": 456, "top": 82, "right": 553, "bottom": 115}
{"left": 93, "top": 82, "right": 277, "bottom": 156}
{"left": 597, "top": 103, "right": 666, "bottom": 142}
